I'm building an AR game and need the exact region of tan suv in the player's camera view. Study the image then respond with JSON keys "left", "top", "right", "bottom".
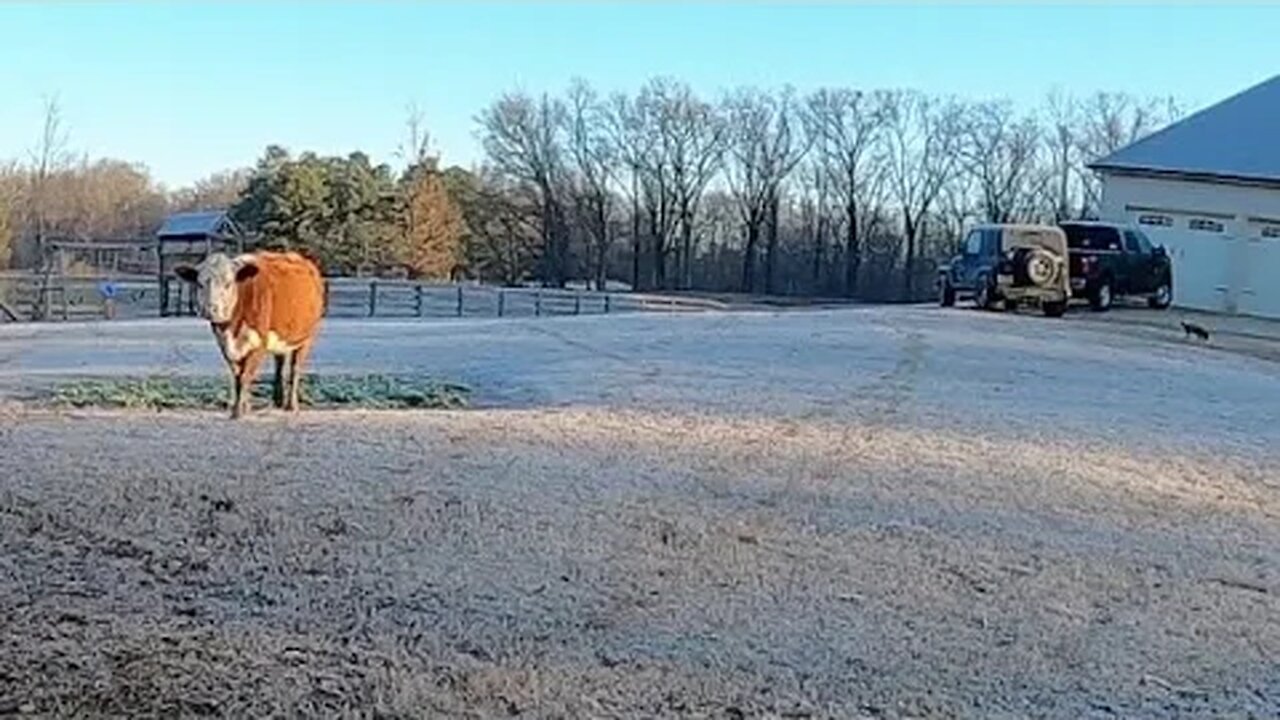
{"left": 938, "top": 223, "right": 1071, "bottom": 317}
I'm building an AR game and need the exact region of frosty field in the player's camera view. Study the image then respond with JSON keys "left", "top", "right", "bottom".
{"left": 1, "top": 306, "right": 1277, "bottom": 718}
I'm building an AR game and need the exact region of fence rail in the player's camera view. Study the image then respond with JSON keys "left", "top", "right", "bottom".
{"left": 0, "top": 274, "right": 725, "bottom": 323}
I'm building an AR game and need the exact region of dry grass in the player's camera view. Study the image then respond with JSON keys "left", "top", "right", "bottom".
{"left": 1, "top": 405, "right": 1277, "bottom": 718}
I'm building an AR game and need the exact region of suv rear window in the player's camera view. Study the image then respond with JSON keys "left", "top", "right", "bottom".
{"left": 1063, "top": 225, "right": 1121, "bottom": 251}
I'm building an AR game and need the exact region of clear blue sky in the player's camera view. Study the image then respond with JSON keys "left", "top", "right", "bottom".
{"left": 1, "top": 2, "right": 1276, "bottom": 188}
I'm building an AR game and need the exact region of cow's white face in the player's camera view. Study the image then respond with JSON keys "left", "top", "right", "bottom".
{"left": 174, "top": 253, "right": 258, "bottom": 325}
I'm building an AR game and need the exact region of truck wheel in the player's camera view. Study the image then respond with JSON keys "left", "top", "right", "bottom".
{"left": 938, "top": 278, "right": 956, "bottom": 307}
{"left": 1042, "top": 300, "right": 1067, "bottom": 318}
{"left": 1090, "top": 280, "right": 1113, "bottom": 312}
{"left": 1147, "top": 282, "right": 1172, "bottom": 309}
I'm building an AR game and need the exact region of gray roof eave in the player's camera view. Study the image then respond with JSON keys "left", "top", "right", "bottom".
{"left": 1088, "top": 162, "right": 1280, "bottom": 190}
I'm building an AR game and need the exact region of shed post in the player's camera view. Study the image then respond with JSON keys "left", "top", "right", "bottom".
{"left": 157, "top": 246, "right": 168, "bottom": 317}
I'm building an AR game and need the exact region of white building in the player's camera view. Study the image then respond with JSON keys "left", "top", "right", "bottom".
{"left": 1090, "top": 75, "right": 1280, "bottom": 318}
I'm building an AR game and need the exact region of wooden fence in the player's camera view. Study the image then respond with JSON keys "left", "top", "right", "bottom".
{"left": 0, "top": 274, "right": 725, "bottom": 323}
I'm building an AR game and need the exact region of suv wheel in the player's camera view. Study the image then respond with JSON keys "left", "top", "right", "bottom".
{"left": 1148, "top": 282, "right": 1172, "bottom": 309}
{"left": 974, "top": 275, "right": 994, "bottom": 310}
{"left": 938, "top": 277, "right": 956, "bottom": 307}
{"left": 1090, "top": 280, "right": 1113, "bottom": 312}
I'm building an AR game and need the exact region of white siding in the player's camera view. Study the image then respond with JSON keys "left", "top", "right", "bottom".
{"left": 1099, "top": 174, "right": 1280, "bottom": 318}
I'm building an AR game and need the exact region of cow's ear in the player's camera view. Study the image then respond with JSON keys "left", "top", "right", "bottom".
{"left": 234, "top": 261, "right": 260, "bottom": 283}
{"left": 174, "top": 265, "right": 198, "bottom": 283}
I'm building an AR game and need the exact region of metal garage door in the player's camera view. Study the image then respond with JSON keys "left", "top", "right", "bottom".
{"left": 1240, "top": 221, "right": 1280, "bottom": 318}
{"left": 1128, "top": 212, "right": 1232, "bottom": 313}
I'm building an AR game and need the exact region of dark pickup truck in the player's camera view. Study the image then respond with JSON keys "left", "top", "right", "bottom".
{"left": 1060, "top": 221, "right": 1173, "bottom": 311}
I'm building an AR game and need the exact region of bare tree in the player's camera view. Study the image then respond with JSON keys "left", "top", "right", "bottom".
{"left": 397, "top": 102, "right": 434, "bottom": 169}
{"left": 28, "top": 94, "right": 71, "bottom": 264}
{"left": 647, "top": 78, "right": 727, "bottom": 289}
{"left": 937, "top": 165, "right": 977, "bottom": 255}
{"left": 1040, "top": 89, "right": 1081, "bottom": 221}
{"left": 630, "top": 82, "right": 684, "bottom": 289}
{"left": 478, "top": 92, "right": 570, "bottom": 286}
{"left": 562, "top": 79, "right": 616, "bottom": 290}
{"left": 723, "top": 87, "right": 809, "bottom": 293}
{"left": 797, "top": 158, "right": 829, "bottom": 291}
{"left": 884, "top": 90, "right": 962, "bottom": 298}
{"left": 958, "top": 100, "right": 1042, "bottom": 223}
{"left": 806, "top": 88, "right": 887, "bottom": 297}
{"left": 605, "top": 91, "right": 661, "bottom": 290}
{"left": 1074, "top": 91, "right": 1180, "bottom": 216}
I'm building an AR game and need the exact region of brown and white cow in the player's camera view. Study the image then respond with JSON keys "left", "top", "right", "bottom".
{"left": 175, "top": 251, "right": 325, "bottom": 418}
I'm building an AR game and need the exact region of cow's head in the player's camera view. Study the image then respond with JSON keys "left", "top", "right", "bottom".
{"left": 173, "top": 253, "right": 259, "bottom": 325}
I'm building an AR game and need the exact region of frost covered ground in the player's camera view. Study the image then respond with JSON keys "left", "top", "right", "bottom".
{"left": 1, "top": 306, "right": 1277, "bottom": 718}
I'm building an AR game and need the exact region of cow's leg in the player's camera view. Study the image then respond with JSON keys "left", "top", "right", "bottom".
{"left": 225, "top": 361, "right": 239, "bottom": 415}
{"left": 229, "top": 361, "right": 244, "bottom": 418}
{"left": 233, "top": 350, "right": 265, "bottom": 419}
{"left": 272, "top": 354, "right": 287, "bottom": 408}
{"left": 286, "top": 340, "right": 313, "bottom": 412}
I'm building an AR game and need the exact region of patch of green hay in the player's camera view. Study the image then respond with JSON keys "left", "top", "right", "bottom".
{"left": 46, "top": 374, "right": 470, "bottom": 411}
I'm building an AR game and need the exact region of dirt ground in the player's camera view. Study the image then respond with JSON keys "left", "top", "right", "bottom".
{"left": 1, "top": 306, "right": 1278, "bottom": 718}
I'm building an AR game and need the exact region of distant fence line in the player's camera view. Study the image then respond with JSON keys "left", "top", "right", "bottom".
{"left": 0, "top": 274, "right": 725, "bottom": 323}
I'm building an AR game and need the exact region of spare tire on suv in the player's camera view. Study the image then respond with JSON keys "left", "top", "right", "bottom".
{"left": 1024, "top": 248, "right": 1059, "bottom": 287}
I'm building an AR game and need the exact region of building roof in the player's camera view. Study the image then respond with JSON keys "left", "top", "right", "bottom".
{"left": 156, "top": 210, "right": 239, "bottom": 239}
{"left": 1089, "top": 75, "right": 1280, "bottom": 185}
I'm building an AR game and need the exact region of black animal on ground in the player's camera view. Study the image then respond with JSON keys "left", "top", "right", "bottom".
{"left": 1181, "top": 320, "right": 1211, "bottom": 341}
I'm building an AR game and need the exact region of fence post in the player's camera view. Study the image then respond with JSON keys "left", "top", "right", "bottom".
{"left": 534, "top": 290, "right": 542, "bottom": 317}
{"left": 497, "top": 290, "right": 505, "bottom": 317}
{"left": 369, "top": 280, "right": 378, "bottom": 317}
{"left": 604, "top": 294, "right": 611, "bottom": 314}
{"left": 574, "top": 293, "right": 581, "bottom": 315}
{"left": 323, "top": 280, "right": 331, "bottom": 316}
{"left": 456, "top": 285, "right": 464, "bottom": 317}
{"left": 415, "top": 285, "right": 423, "bottom": 317}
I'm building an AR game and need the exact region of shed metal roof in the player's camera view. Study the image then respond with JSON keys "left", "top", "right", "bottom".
{"left": 156, "top": 211, "right": 239, "bottom": 239}
{"left": 1089, "top": 75, "right": 1280, "bottom": 185}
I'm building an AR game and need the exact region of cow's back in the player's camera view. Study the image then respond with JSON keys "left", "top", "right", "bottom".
{"left": 234, "top": 252, "right": 324, "bottom": 346}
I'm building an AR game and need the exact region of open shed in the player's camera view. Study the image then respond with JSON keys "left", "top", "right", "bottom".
{"left": 156, "top": 210, "right": 243, "bottom": 316}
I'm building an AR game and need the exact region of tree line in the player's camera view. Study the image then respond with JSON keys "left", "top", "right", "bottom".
{"left": 474, "top": 79, "right": 1179, "bottom": 299}
{"left": 0, "top": 83, "right": 1180, "bottom": 299}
